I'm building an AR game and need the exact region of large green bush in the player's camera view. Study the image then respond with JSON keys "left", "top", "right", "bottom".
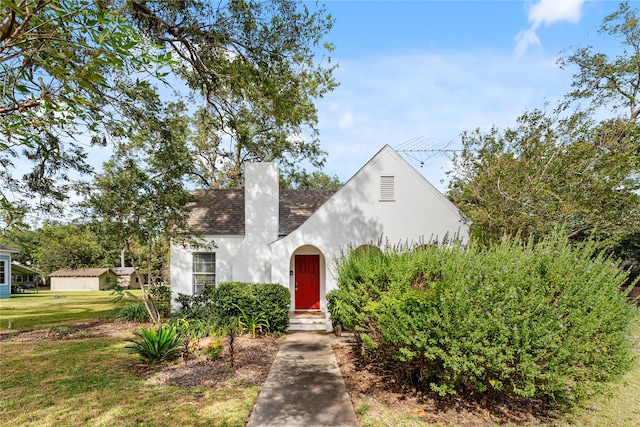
{"left": 330, "top": 235, "right": 638, "bottom": 404}
{"left": 176, "top": 282, "right": 290, "bottom": 334}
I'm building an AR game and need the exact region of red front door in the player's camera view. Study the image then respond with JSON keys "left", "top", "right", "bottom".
{"left": 295, "top": 255, "right": 320, "bottom": 310}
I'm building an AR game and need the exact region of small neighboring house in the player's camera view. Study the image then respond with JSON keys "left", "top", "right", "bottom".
{"left": 11, "top": 263, "right": 43, "bottom": 294}
{"left": 170, "top": 145, "right": 470, "bottom": 329}
{"left": 113, "top": 267, "right": 142, "bottom": 289}
{"left": 49, "top": 268, "right": 117, "bottom": 291}
{"left": 0, "top": 244, "right": 18, "bottom": 299}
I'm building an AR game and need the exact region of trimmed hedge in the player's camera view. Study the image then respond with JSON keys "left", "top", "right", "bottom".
{"left": 176, "top": 282, "right": 290, "bottom": 334}
{"left": 328, "top": 234, "right": 639, "bottom": 404}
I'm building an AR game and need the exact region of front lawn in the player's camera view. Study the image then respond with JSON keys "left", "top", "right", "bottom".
{"left": 0, "top": 290, "right": 136, "bottom": 331}
{"left": 0, "top": 336, "right": 257, "bottom": 427}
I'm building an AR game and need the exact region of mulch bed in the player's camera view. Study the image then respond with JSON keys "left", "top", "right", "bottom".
{"left": 333, "top": 339, "right": 557, "bottom": 426}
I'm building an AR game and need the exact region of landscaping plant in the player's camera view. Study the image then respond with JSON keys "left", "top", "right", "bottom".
{"left": 112, "top": 300, "right": 150, "bottom": 322}
{"left": 176, "top": 282, "right": 290, "bottom": 334}
{"left": 331, "top": 233, "right": 639, "bottom": 404}
{"left": 125, "top": 323, "right": 183, "bottom": 365}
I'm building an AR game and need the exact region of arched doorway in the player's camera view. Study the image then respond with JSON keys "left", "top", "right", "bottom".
{"left": 290, "top": 245, "right": 326, "bottom": 311}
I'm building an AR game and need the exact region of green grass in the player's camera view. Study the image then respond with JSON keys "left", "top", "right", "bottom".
{"left": 0, "top": 338, "right": 257, "bottom": 427}
{"left": 0, "top": 290, "right": 141, "bottom": 331}
{"left": 0, "top": 291, "right": 258, "bottom": 426}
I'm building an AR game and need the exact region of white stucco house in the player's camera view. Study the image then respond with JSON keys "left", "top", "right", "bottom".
{"left": 170, "top": 145, "right": 469, "bottom": 329}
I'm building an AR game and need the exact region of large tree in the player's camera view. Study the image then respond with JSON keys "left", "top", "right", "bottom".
{"left": 448, "top": 109, "right": 640, "bottom": 247}
{"left": 125, "top": 0, "right": 337, "bottom": 188}
{"left": 0, "top": 0, "right": 170, "bottom": 225}
{"left": 448, "top": 2, "right": 640, "bottom": 249}
{"left": 560, "top": 1, "right": 640, "bottom": 121}
{"left": 87, "top": 101, "right": 203, "bottom": 322}
{"left": 1, "top": 0, "right": 337, "bottom": 228}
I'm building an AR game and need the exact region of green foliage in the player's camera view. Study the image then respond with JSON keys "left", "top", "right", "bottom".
{"left": 280, "top": 170, "right": 343, "bottom": 189}
{"left": 448, "top": 109, "right": 640, "bottom": 249}
{"left": 112, "top": 301, "right": 150, "bottom": 323}
{"left": 149, "top": 285, "right": 172, "bottom": 318}
{"left": 0, "top": 0, "right": 171, "bottom": 223}
{"left": 202, "top": 337, "right": 224, "bottom": 361}
{"left": 170, "top": 317, "right": 221, "bottom": 342}
{"left": 129, "top": 0, "right": 338, "bottom": 190}
{"left": 125, "top": 324, "right": 183, "bottom": 365}
{"left": 560, "top": 1, "right": 640, "bottom": 121}
{"left": 331, "top": 234, "right": 639, "bottom": 404}
{"left": 235, "top": 304, "right": 270, "bottom": 336}
{"left": 176, "top": 282, "right": 290, "bottom": 334}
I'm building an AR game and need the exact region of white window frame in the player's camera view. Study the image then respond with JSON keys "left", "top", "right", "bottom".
{"left": 192, "top": 253, "right": 215, "bottom": 294}
{"left": 0, "top": 261, "right": 6, "bottom": 285}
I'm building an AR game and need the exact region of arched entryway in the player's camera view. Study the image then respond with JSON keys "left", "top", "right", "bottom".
{"left": 290, "top": 245, "right": 326, "bottom": 311}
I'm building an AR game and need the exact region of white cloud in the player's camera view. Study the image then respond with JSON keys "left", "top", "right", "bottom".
{"left": 515, "top": 0, "right": 586, "bottom": 57}
{"left": 338, "top": 111, "right": 354, "bottom": 130}
{"left": 515, "top": 28, "right": 541, "bottom": 58}
{"left": 529, "top": 0, "right": 584, "bottom": 26}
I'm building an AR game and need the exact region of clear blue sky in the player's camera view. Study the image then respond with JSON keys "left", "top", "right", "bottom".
{"left": 311, "top": 0, "right": 623, "bottom": 190}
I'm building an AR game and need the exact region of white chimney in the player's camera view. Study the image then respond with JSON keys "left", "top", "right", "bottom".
{"left": 233, "top": 162, "right": 279, "bottom": 282}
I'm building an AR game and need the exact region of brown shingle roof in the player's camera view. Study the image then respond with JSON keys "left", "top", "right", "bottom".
{"left": 189, "top": 189, "right": 245, "bottom": 235}
{"left": 112, "top": 267, "right": 138, "bottom": 276}
{"left": 0, "top": 244, "right": 18, "bottom": 253}
{"left": 279, "top": 190, "right": 335, "bottom": 236}
{"left": 188, "top": 188, "right": 336, "bottom": 237}
{"left": 49, "top": 268, "right": 114, "bottom": 277}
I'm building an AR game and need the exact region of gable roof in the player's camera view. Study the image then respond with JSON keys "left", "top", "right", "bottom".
{"left": 49, "top": 268, "right": 115, "bottom": 278}
{"left": 188, "top": 188, "right": 336, "bottom": 236}
{"left": 112, "top": 267, "right": 138, "bottom": 276}
{"left": 0, "top": 244, "right": 18, "bottom": 253}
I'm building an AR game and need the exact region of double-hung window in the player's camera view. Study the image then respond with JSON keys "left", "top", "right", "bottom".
{"left": 0, "top": 261, "right": 6, "bottom": 285}
{"left": 193, "top": 253, "right": 215, "bottom": 294}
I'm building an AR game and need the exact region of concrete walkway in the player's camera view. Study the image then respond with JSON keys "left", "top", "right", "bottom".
{"left": 246, "top": 331, "right": 359, "bottom": 427}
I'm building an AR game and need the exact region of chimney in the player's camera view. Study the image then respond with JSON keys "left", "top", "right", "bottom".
{"left": 244, "top": 162, "right": 279, "bottom": 245}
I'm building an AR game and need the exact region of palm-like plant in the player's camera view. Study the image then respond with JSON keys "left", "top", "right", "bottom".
{"left": 125, "top": 324, "right": 183, "bottom": 364}
{"left": 235, "top": 305, "right": 270, "bottom": 336}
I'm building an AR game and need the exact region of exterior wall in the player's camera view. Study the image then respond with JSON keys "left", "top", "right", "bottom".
{"left": 50, "top": 272, "right": 117, "bottom": 291}
{"left": 232, "top": 163, "right": 279, "bottom": 283}
{"left": 0, "top": 254, "right": 10, "bottom": 299}
{"left": 170, "top": 235, "right": 244, "bottom": 310}
{"left": 117, "top": 273, "right": 141, "bottom": 289}
{"left": 271, "top": 146, "right": 470, "bottom": 312}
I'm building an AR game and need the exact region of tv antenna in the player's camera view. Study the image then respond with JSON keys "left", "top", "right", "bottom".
{"left": 394, "top": 137, "right": 460, "bottom": 167}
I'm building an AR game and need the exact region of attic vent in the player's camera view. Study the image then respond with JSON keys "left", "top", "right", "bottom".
{"left": 380, "top": 175, "right": 395, "bottom": 201}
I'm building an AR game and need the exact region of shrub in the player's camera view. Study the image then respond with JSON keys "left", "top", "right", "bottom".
{"left": 170, "top": 317, "right": 221, "bottom": 341}
{"left": 125, "top": 324, "right": 183, "bottom": 364}
{"left": 113, "top": 301, "right": 150, "bottom": 322}
{"left": 331, "top": 234, "right": 639, "bottom": 404}
{"left": 178, "top": 282, "right": 290, "bottom": 334}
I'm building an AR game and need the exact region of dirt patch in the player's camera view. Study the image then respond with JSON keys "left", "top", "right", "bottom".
{"left": 333, "top": 339, "right": 556, "bottom": 426}
{"left": 132, "top": 335, "right": 281, "bottom": 388}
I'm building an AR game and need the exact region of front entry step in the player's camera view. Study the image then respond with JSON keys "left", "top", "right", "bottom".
{"left": 288, "top": 311, "right": 328, "bottom": 331}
